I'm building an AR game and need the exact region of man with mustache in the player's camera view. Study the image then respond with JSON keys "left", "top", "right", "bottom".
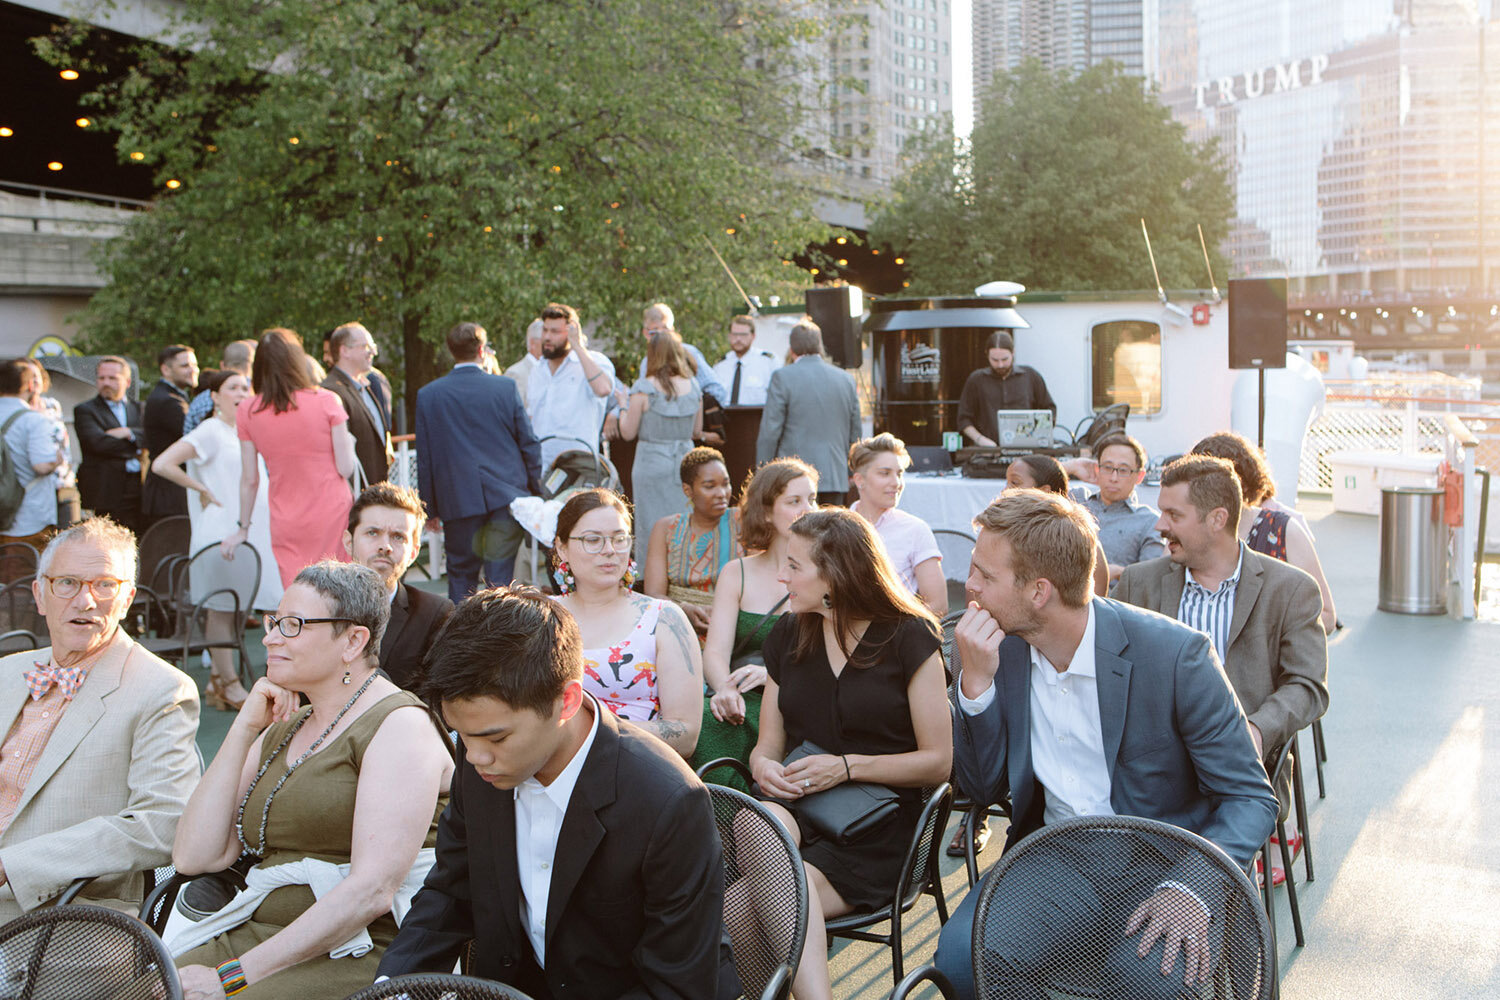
{"left": 957, "top": 330, "right": 1056, "bottom": 448}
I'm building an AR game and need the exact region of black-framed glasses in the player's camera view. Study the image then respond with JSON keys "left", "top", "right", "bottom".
{"left": 41, "top": 575, "right": 127, "bottom": 601}
{"left": 1098, "top": 463, "right": 1140, "bottom": 478}
{"left": 264, "top": 614, "right": 356, "bottom": 638}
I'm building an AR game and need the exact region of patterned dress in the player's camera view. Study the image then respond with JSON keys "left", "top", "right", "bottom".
{"left": 663, "top": 510, "right": 744, "bottom": 615}
{"left": 1247, "top": 508, "right": 1291, "bottom": 560}
{"left": 579, "top": 598, "right": 664, "bottom": 721}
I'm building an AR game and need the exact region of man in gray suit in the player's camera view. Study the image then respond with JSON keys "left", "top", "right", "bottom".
{"left": 0, "top": 518, "right": 199, "bottom": 920}
{"left": 933, "top": 489, "right": 1276, "bottom": 1000}
{"left": 755, "top": 318, "right": 861, "bottom": 506}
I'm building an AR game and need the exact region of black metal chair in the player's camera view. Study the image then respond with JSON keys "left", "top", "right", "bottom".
{"left": 1260, "top": 732, "right": 1312, "bottom": 961}
{"left": 942, "top": 610, "right": 1012, "bottom": 886}
{"left": 136, "top": 865, "right": 247, "bottom": 935}
{"left": 0, "top": 540, "right": 39, "bottom": 582}
{"left": 707, "top": 783, "right": 809, "bottom": 1000}
{"left": 137, "top": 542, "right": 262, "bottom": 686}
{"left": 971, "top": 815, "right": 1272, "bottom": 1000}
{"left": 0, "top": 901, "right": 184, "bottom": 999}
{"left": 342, "top": 972, "right": 538, "bottom": 999}
{"left": 135, "top": 514, "right": 192, "bottom": 592}
{"left": 891, "top": 964, "right": 959, "bottom": 999}
{"left": 0, "top": 628, "right": 39, "bottom": 655}
{"left": 931, "top": 529, "right": 977, "bottom": 612}
{"left": 0, "top": 575, "right": 47, "bottom": 643}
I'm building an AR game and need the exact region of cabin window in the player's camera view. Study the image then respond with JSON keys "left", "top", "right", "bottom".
{"left": 1091, "top": 320, "right": 1162, "bottom": 415}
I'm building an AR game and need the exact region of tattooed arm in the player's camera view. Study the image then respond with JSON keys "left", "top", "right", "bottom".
{"left": 646, "top": 600, "right": 705, "bottom": 758}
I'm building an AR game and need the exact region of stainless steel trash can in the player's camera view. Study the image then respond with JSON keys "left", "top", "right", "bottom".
{"left": 1378, "top": 486, "right": 1448, "bottom": 614}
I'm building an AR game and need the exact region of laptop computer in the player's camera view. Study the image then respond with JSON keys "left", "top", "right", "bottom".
{"left": 993, "top": 409, "right": 1055, "bottom": 448}
{"left": 907, "top": 446, "right": 954, "bottom": 474}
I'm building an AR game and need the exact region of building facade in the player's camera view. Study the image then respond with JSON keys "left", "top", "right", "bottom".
{"left": 971, "top": 0, "right": 1147, "bottom": 112}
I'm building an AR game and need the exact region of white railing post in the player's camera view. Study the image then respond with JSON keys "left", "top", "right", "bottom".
{"left": 1403, "top": 400, "right": 1419, "bottom": 453}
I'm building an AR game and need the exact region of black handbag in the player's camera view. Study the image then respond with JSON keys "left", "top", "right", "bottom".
{"left": 781, "top": 740, "right": 899, "bottom": 846}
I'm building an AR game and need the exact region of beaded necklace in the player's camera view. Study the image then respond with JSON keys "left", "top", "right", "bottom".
{"left": 235, "top": 671, "right": 377, "bottom": 856}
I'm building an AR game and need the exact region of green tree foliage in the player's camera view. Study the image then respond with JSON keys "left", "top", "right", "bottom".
{"left": 870, "top": 61, "right": 1233, "bottom": 295}
{"left": 37, "top": 0, "right": 838, "bottom": 407}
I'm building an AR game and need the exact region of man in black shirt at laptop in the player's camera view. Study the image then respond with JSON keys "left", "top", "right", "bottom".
{"left": 957, "top": 331, "right": 1056, "bottom": 447}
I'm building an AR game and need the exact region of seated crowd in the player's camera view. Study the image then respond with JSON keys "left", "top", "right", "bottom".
{"left": 0, "top": 322, "right": 1332, "bottom": 1000}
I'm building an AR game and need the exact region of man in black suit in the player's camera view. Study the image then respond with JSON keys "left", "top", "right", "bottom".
{"left": 322, "top": 322, "right": 391, "bottom": 486}
{"left": 140, "top": 344, "right": 199, "bottom": 526}
{"left": 376, "top": 587, "right": 735, "bottom": 1000}
{"left": 74, "top": 356, "right": 145, "bottom": 533}
{"left": 343, "top": 481, "right": 454, "bottom": 690}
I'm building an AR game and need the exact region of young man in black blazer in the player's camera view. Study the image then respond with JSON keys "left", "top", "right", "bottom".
{"left": 342, "top": 482, "right": 453, "bottom": 691}
{"left": 376, "top": 587, "right": 736, "bottom": 1000}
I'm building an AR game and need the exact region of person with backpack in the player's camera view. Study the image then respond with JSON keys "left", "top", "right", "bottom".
{"left": 0, "top": 359, "right": 66, "bottom": 581}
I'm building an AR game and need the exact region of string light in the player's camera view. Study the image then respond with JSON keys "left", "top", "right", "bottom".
{"left": 835, "top": 236, "right": 847, "bottom": 244}
{"left": 130, "top": 151, "right": 145, "bottom": 160}
{"left": 165, "top": 179, "right": 181, "bottom": 189}
{"left": 837, "top": 259, "right": 848, "bottom": 266}
{"left": 725, "top": 227, "right": 736, "bottom": 235}
{"left": 74, "top": 118, "right": 90, "bottom": 128}
{"left": 0, "top": 128, "right": 13, "bottom": 138}
{"left": 59, "top": 69, "right": 79, "bottom": 80}
{"left": 894, "top": 257, "right": 905, "bottom": 264}
{"left": 46, "top": 161, "right": 63, "bottom": 171}
{"left": 288, "top": 137, "right": 299, "bottom": 145}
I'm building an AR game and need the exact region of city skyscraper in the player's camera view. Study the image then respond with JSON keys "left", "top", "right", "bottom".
{"left": 970, "top": 0, "right": 1145, "bottom": 113}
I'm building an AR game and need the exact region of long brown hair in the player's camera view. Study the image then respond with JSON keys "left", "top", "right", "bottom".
{"left": 645, "top": 332, "right": 696, "bottom": 399}
{"left": 250, "top": 327, "right": 313, "bottom": 414}
{"left": 788, "top": 508, "right": 937, "bottom": 668}
{"left": 739, "top": 458, "right": 818, "bottom": 551}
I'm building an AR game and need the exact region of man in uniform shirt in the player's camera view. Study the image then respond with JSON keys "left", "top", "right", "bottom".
{"left": 957, "top": 330, "right": 1056, "bottom": 447}
{"left": 710, "top": 315, "right": 779, "bottom": 406}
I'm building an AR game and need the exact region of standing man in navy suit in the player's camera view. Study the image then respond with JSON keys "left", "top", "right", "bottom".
{"left": 417, "top": 322, "right": 542, "bottom": 603}
{"left": 74, "top": 356, "right": 145, "bottom": 534}
{"left": 932, "top": 489, "right": 1276, "bottom": 1000}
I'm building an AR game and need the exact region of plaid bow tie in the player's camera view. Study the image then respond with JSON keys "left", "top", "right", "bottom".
{"left": 23, "top": 663, "right": 86, "bottom": 702}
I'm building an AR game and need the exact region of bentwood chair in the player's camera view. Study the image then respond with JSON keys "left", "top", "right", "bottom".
{"left": 0, "top": 628, "right": 39, "bottom": 655}
{"left": 1260, "top": 732, "right": 1313, "bottom": 970}
{"left": 137, "top": 542, "right": 262, "bottom": 686}
{"left": 971, "top": 816, "right": 1272, "bottom": 1000}
{"left": 707, "top": 782, "right": 809, "bottom": 1000}
{"left": 0, "top": 902, "right": 183, "bottom": 999}
{"left": 931, "top": 529, "right": 977, "bottom": 612}
{"left": 891, "top": 965, "right": 959, "bottom": 999}
{"left": 0, "top": 540, "right": 39, "bottom": 583}
{"left": 342, "top": 973, "right": 537, "bottom": 999}
{"left": 0, "top": 575, "right": 47, "bottom": 642}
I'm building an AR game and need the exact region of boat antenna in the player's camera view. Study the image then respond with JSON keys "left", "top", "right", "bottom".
{"left": 1197, "top": 223, "right": 1222, "bottom": 303}
{"left": 1141, "top": 218, "right": 1167, "bottom": 306}
{"left": 701, "top": 235, "right": 757, "bottom": 315}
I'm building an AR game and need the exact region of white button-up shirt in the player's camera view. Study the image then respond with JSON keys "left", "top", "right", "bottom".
{"left": 514, "top": 700, "right": 600, "bottom": 967}
{"left": 958, "top": 602, "right": 1115, "bottom": 825}
{"left": 527, "top": 349, "right": 616, "bottom": 470}
{"left": 710, "top": 350, "right": 779, "bottom": 406}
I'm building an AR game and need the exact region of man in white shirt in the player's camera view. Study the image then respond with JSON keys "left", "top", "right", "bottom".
{"left": 710, "top": 314, "right": 779, "bottom": 406}
{"left": 504, "top": 319, "right": 545, "bottom": 407}
{"left": 931, "top": 489, "right": 1276, "bottom": 1000}
{"left": 526, "top": 303, "right": 616, "bottom": 471}
{"left": 375, "top": 586, "right": 735, "bottom": 1000}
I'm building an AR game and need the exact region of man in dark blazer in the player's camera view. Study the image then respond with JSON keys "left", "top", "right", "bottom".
{"left": 74, "top": 356, "right": 145, "bottom": 533}
{"left": 416, "top": 322, "right": 541, "bottom": 603}
{"left": 376, "top": 587, "right": 735, "bottom": 1000}
{"left": 932, "top": 489, "right": 1277, "bottom": 1000}
{"left": 322, "top": 322, "right": 391, "bottom": 486}
{"left": 755, "top": 318, "right": 861, "bottom": 507}
{"left": 140, "top": 344, "right": 199, "bottom": 525}
{"left": 1115, "top": 455, "right": 1328, "bottom": 803}
{"left": 343, "top": 482, "right": 453, "bottom": 690}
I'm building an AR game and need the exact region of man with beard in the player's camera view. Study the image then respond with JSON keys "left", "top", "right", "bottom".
{"left": 930, "top": 488, "right": 1275, "bottom": 1000}
{"left": 957, "top": 330, "right": 1055, "bottom": 447}
{"left": 344, "top": 482, "right": 454, "bottom": 690}
{"left": 526, "top": 303, "right": 616, "bottom": 471}
{"left": 141, "top": 344, "right": 199, "bottom": 525}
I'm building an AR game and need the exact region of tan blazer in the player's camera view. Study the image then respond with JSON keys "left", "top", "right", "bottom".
{"left": 1114, "top": 546, "right": 1329, "bottom": 752}
{"left": 0, "top": 632, "right": 200, "bottom": 920}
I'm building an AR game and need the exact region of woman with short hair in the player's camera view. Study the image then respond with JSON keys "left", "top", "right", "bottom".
{"left": 643, "top": 447, "right": 744, "bottom": 636}
{"left": 848, "top": 433, "right": 947, "bottom": 615}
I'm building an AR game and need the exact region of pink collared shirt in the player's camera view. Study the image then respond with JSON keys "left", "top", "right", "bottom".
{"left": 854, "top": 501, "right": 942, "bottom": 597}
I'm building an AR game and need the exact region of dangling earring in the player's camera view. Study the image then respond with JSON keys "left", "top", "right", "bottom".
{"left": 622, "top": 558, "right": 639, "bottom": 588}
{"left": 822, "top": 593, "right": 833, "bottom": 609}
{"left": 553, "top": 561, "right": 575, "bottom": 595}
{"left": 342, "top": 670, "right": 352, "bottom": 685}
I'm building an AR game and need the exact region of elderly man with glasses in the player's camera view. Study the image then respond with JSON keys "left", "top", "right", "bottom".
{"left": 1069, "top": 433, "right": 1166, "bottom": 587}
{"left": 0, "top": 517, "right": 199, "bottom": 921}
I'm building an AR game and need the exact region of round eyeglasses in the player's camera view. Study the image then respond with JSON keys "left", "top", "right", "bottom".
{"left": 570, "top": 532, "right": 633, "bottom": 555}
{"left": 41, "top": 575, "right": 127, "bottom": 601}
{"left": 264, "top": 614, "right": 357, "bottom": 638}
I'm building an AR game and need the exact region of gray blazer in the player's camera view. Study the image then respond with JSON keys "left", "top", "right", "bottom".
{"left": 755, "top": 355, "right": 862, "bottom": 492}
{"left": 1114, "top": 547, "right": 1328, "bottom": 753}
{"left": 0, "top": 633, "right": 200, "bottom": 919}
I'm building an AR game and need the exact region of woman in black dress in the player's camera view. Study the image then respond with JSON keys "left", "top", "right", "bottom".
{"left": 749, "top": 508, "right": 952, "bottom": 1000}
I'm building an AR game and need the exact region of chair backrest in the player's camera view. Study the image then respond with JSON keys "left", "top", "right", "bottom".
{"left": 0, "top": 575, "right": 47, "bottom": 642}
{"left": 342, "top": 972, "right": 537, "bottom": 999}
{"left": 0, "top": 628, "right": 39, "bottom": 655}
{"left": 177, "top": 542, "right": 262, "bottom": 635}
{"left": 136, "top": 515, "right": 192, "bottom": 586}
{"left": 895, "top": 783, "right": 952, "bottom": 912}
{"left": 708, "top": 784, "right": 809, "bottom": 1000}
{"left": 931, "top": 529, "right": 976, "bottom": 611}
{"left": 972, "top": 815, "right": 1272, "bottom": 1000}
{"left": 0, "top": 901, "right": 183, "bottom": 999}
{"left": 0, "top": 540, "right": 39, "bottom": 581}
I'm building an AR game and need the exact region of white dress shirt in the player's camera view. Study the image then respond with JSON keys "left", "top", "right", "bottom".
{"left": 958, "top": 602, "right": 1115, "bottom": 825}
{"left": 710, "top": 350, "right": 779, "bottom": 406}
{"left": 527, "top": 349, "right": 616, "bottom": 470}
{"left": 514, "top": 699, "right": 600, "bottom": 967}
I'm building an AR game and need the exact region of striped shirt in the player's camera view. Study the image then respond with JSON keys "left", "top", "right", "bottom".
{"left": 1177, "top": 544, "right": 1245, "bottom": 661}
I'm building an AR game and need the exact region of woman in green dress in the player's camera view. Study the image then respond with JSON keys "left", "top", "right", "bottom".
{"left": 643, "top": 447, "right": 744, "bottom": 637}
{"left": 170, "top": 561, "right": 453, "bottom": 1000}
{"left": 690, "top": 458, "right": 819, "bottom": 785}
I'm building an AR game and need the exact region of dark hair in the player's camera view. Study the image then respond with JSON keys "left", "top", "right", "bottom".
{"left": 328, "top": 323, "right": 367, "bottom": 360}
{"left": 96, "top": 356, "right": 131, "bottom": 380}
{"left": 740, "top": 458, "right": 818, "bottom": 550}
{"left": 540, "top": 303, "right": 580, "bottom": 325}
{"left": 1013, "top": 454, "right": 1069, "bottom": 494}
{"left": 1160, "top": 454, "right": 1242, "bottom": 530}
{"left": 680, "top": 446, "right": 727, "bottom": 486}
{"left": 788, "top": 508, "right": 937, "bottom": 667}
{"left": 730, "top": 314, "right": 755, "bottom": 332}
{"left": 0, "top": 359, "right": 31, "bottom": 396}
{"left": 788, "top": 318, "right": 823, "bottom": 357}
{"left": 348, "top": 481, "right": 428, "bottom": 536}
{"left": 157, "top": 344, "right": 193, "bottom": 367}
{"left": 446, "top": 322, "right": 486, "bottom": 362}
{"left": 201, "top": 368, "right": 243, "bottom": 395}
{"left": 1094, "top": 432, "right": 1147, "bottom": 470}
{"left": 1191, "top": 431, "right": 1276, "bottom": 505}
{"left": 421, "top": 585, "right": 582, "bottom": 716}
{"left": 985, "top": 331, "right": 1015, "bottom": 353}
{"left": 250, "top": 328, "right": 313, "bottom": 414}
{"left": 551, "top": 488, "right": 632, "bottom": 576}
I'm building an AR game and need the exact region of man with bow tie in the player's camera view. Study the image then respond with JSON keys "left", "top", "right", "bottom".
{"left": 0, "top": 517, "right": 199, "bottom": 920}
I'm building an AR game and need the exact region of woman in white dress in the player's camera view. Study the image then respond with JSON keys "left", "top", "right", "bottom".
{"left": 151, "top": 369, "right": 281, "bottom": 710}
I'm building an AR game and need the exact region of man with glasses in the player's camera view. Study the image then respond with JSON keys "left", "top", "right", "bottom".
{"left": 1070, "top": 433, "right": 1165, "bottom": 586}
{"left": 0, "top": 517, "right": 199, "bottom": 921}
{"left": 323, "top": 322, "right": 393, "bottom": 486}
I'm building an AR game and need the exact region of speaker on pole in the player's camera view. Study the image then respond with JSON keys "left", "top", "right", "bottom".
{"left": 1228, "top": 277, "right": 1289, "bottom": 370}
{"left": 805, "top": 286, "right": 864, "bottom": 369}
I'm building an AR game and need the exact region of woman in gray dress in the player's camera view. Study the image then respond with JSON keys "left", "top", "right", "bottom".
{"left": 620, "top": 333, "right": 703, "bottom": 567}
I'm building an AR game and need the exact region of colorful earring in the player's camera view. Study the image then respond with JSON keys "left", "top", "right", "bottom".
{"left": 553, "top": 561, "right": 575, "bottom": 595}
{"left": 622, "top": 558, "right": 639, "bottom": 589}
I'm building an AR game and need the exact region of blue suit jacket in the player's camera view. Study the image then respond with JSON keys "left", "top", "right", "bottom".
{"left": 953, "top": 598, "right": 1276, "bottom": 869}
{"left": 415, "top": 366, "right": 541, "bottom": 521}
